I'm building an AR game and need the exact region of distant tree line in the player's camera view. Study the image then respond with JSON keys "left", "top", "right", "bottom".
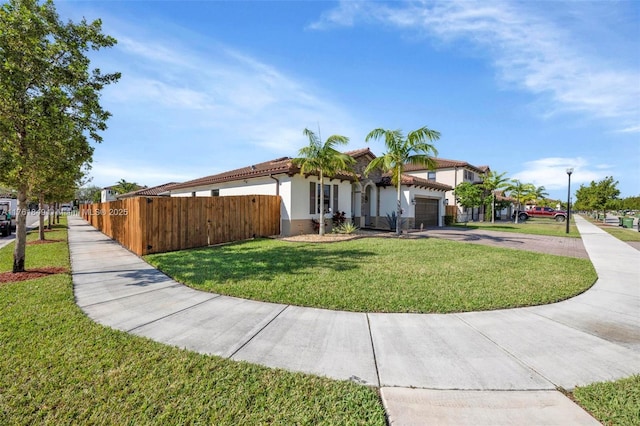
{"left": 573, "top": 176, "right": 639, "bottom": 214}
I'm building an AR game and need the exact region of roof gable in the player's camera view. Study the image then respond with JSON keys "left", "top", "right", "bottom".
{"left": 377, "top": 173, "right": 452, "bottom": 191}
{"left": 403, "top": 157, "right": 487, "bottom": 174}
{"left": 117, "top": 182, "right": 178, "bottom": 198}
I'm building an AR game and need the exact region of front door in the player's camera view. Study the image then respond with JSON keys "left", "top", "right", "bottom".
{"left": 363, "top": 186, "right": 372, "bottom": 227}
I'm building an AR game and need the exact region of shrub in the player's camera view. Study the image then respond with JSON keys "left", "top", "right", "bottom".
{"left": 332, "top": 211, "right": 346, "bottom": 226}
{"left": 385, "top": 211, "right": 406, "bottom": 231}
{"left": 334, "top": 222, "right": 358, "bottom": 234}
{"left": 311, "top": 218, "right": 327, "bottom": 232}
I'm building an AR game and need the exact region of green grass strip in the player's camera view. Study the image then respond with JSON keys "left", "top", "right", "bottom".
{"left": 0, "top": 221, "right": 385, "bottom": 425}
{"left": 572, "top": 375, "right": 640, "bottom": 425}
{"left": 146, "top": 237, "right": 596, "bottom": 313}
{"left": 453, "top": 217, "right": 581, "bottom": 237}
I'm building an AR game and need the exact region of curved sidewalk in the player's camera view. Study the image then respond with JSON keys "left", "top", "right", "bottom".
{"left": 69, "top": 215, "right": 639, "bottom": 424}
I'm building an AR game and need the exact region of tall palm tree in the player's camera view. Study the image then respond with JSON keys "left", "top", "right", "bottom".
{"left": 291, "top": 128, "right": 355, "bottom": 236}
{"left": 507, "top": 179, "right": 535, "bottom": 223}
{"left": 482, "top": 171, "right": 509, "bottom": 223}
{"left": 364, "top": 126, "right": 441, "bottom": 236}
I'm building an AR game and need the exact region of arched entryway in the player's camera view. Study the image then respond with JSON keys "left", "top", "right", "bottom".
{"left": 362, "top": 184, "right": 376, "bottom": 227}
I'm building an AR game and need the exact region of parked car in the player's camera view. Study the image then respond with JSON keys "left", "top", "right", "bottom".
{"left": 513, "top": 206, "right": 567, "bottom": 222}
{"left": 0, "top": 212, "right": 11, "bottom": 237}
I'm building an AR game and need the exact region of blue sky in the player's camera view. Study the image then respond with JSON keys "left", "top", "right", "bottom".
{"left": 58, "top": 0, "right": 639, "bottom": 200}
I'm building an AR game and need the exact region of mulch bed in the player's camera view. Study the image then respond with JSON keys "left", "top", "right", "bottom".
{"left": 0, "top": 267, "right": 68, "bottom": 283}
{"left": 279, "top": 230, "right": 426, "bottom": 243}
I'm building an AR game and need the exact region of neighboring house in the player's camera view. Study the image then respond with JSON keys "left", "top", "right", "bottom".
{"left": 164, "top": 148, "right": 452, "bottom": 236}
{"left": 116, "top": 182, "right": 176, "bottom": 199}
{"left": 100, "top": 186, "right": 118, "bottom": 203}
{"left": 494, "top": 190, "right": 515, "bottom": 221}
{"left": 405, "top": 158, "right": 490, "bottom": 222}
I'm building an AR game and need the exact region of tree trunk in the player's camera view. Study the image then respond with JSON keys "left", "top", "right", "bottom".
{"left": 491, "top": 193, "right": 495, "bottom": 223}
{"left": 396, "top": 179, "right": 402, "bottom": 237}
{"left": 12, "top": 188, "right": 28, "bottom": 273}
{"left": 318, "top": 172, "right": 325, "bottom": 236}
{"left": 39, "top": 194, "right": 46, "bottom": 240}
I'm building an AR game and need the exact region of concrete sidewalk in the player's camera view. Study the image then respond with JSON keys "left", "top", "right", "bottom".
{"left": 69, "top": 214, "right": 639, "bottom": 425}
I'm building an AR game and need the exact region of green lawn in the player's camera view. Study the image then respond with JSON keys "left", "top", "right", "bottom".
{"left": 145, "top": 237, "right": 596, "bottom": 313}
{"left": 453, "top": 217, "right": 580, "bottom": 237}
{"left": 0, "top": 221, "right": 385, "bottom": 424}
{"left": 1, "top": 220, "right": 633, "bottom": 423}
{"left": 572, "top": 375, "right": 640, "bottom": 425}
{"left": 582, "top": 216, "right": 640, "bottom": 242}
{"left": 599, "top": 226, "right": 640, "bottom": 242}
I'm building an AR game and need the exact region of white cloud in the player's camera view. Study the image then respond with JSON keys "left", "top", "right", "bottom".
{"left": 103, "top": 32, "right": 357, "bottom": 155}
{"left": 88, "top": 162, "right": 199, "bottom": 188}
{"left": 311, "top": 0, "right": 640, "bottom": 133}
{"left": 512, "top": 157, "right": 611, "bottom": 191}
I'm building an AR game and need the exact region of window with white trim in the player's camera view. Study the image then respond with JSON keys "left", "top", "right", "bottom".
{"left": 309, "top": 182, "right": 339, "bottom": 214}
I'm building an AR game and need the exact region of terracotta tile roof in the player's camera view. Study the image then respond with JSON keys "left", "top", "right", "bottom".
{"left": 495, "top": 190, "right": 515, "bottom": 202}
{"left": 168, "top": 157, "right": 295, "bottom": 191}
{"left": 378, "top": 174, "right": 452, "bottom": 191}
{"left": 344, "top": 147, "right": 376, "bottom": 159}
{"left": 403, "top": 157, "right": 487, "bottom": 174}
{"left": 117, "top": 182, "right": 178, "bottom": 198}
{"left": 168, "top": 155, "right": 358, "bottom": 191}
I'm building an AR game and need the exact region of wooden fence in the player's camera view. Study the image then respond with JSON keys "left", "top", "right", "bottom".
{"left": 445, "top": 205, "right": 458, "bottom": 222}
{"left": 80, "top": 195, "right": 281, "bottom": 255}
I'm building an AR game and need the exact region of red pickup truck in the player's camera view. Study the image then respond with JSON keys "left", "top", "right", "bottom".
{"left": 515, "top": 206, "right": 567, "bottom": 222}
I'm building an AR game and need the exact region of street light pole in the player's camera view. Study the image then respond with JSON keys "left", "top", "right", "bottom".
{"left": 566, "top": 168, "right": 573, "bottom": 234}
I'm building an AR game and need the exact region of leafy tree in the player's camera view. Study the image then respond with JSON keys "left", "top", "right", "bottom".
{"left": 506, "top": 179, "right": 535, "bottom": 223}
{"left": 573, "top": 184, "right": 594, "bottom": 212}
{"left": 0, "top": 186, "right": 17, "bottom": 198}
{"left": 76, "top": 185, "right": 102, "bottom": 204}
{"left": 112, "top": 179, "right": 142, "bottom": 196}
{"left": 364, "top": 126, "right": 441, "bottom": 236}
{"left": 621, "top": 196, "right": 640, "bottom": 211}
{"left": 30, "top": 92, "right": 94, "bottom": 238}
{"left": 481, "top": 171, "right": 509, "bottom": 223}
{"left": 574, "top": 176, "right": 620, "bottom": 219}
{"left": 291, "top": 128, "right": 355, "bottom": 236}
{"left": 0, "top": 0, "right": 119, "bottom": 272}
{"left": 454, "top": 181, "right": 483, "bottom": 214}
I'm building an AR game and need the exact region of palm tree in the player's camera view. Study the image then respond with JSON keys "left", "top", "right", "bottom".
{"left": 533, "top": 185, "right": 549, "bottom": 205}
{"left": 291, "top": 128, "right": 355, "bottom": 236}
{"left": 364, "top": 126, "right": 441, "bottom": 236}
{"left": 482, "top": 171, "right": 509, "bottom": 223}
{"left": 112, "top": 179, "right": 140, "bottom": 195}
{"left": 507, "top": 179, "right": 535, "bottom": 223}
